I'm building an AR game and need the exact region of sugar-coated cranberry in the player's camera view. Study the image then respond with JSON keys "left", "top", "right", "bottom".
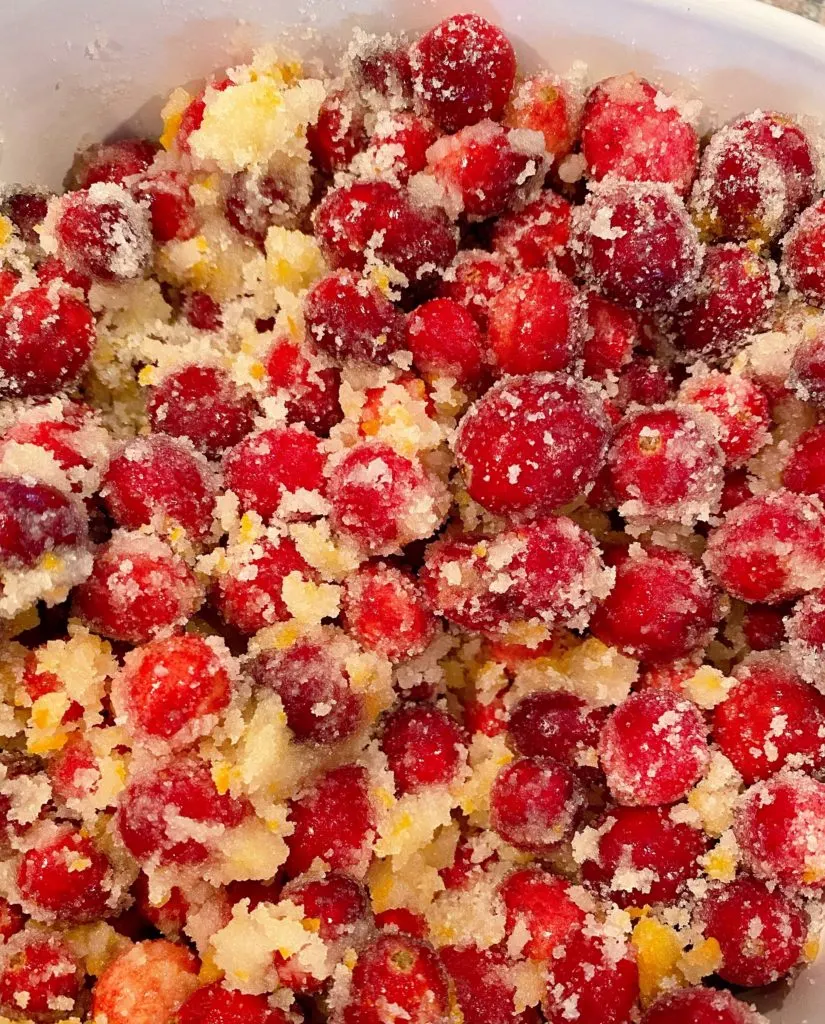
{"left": 441, "top": 944, "right": 537, "bottom": 1024}
{"left": 285, "top": 764, "right": 375, "bottom": 878}
{"left": 182, "top": 290, "right": 223, "bottom": 331}
{"left": 491, "top": 190, "right": 574, "bottom": 275}
{"left": 505, "top": 73, "right": 583, "bottom": 161}
{"left": 720, "top": 467, "right": 755, "bottom": 512}
{"left": 712, "top": 653, "right": 825, "bottom": 784}
{"left": 92, "top": 940, "right": 200, "bottom": 1024}
{"left": 643, "top": 987, "right": 765, "bottom": 1024}
{"left": 543, "top": 929, "right": 640, "bottom": 1024}
{"left": 73, "top": 533, "right": 203, "bottom": 644}
{"left": 789, "top": 323, "right": 825, "bottom": 405}
{"left": 133, "top": 872, "right": 188, "bottom": 937}
{"left": 132, "top": 170, "right": 197, "bottom": 242}
{"left": 438, "top": 249, "right": 512, "bottom": 329}
{"left": 455, "top": 373, "right": 611, "bottom": 519}
{"left": 49, "top": 735, "right": 100, "bottom": 806}
{"left": 678, "top": 371, "right": 770, "bottom": 467}
{"left": 697, "top": 876, "right": 807, "bottom": 987}
{"left": 102, "top": 434, "right": 216, "bottom": 540}
{"left": 73, "top": 139, "right": 158, "bottom": 190}
{"left": 615, "top": 358, "right": 676, "bottom": 410}
{"left": 599, "top": 689, "right": 710, "bottom": 805}
{"left": 574, "top": 180, "right": 702, "bottom": 311}
{"left": 508, "top": 690, "right": 608, "bottom": 773}
{"left": 405, "top": 297, "right": 487, "bottom": 388}
{"left": 0, "top": 285, "right": 95, "bottom": 398}
{"left": 223, "top": 426, "right": 328, "bottom": 522}
{"left": 2, "top": 189, "right": 50, "bottom": 244}
{"left": 117, "top": 757, "right": 249, "bottom": 866}
{"left": 52, "top": 185, "right": 151, "bottom": 281}
{"left": 175, "top": 76, "right": 233, "bottom": 152}
{"left": 742, "top": 603, "right": 789, "bottom": 651}
{"left": 499, "top": 867, "right": 585, "bottom": 959}
{"left": 147, "top": 365, "right": 259, "bottom": 459}
{"left": 582, "top": 74, "right": 699, "bottom": 194}
{"left": 304, "top": 269, "right": 405, "bottom": 364}
{"left": 36, "top": 254, "right": 93, "bottom": 296}
{"left": 342, "top": 933, "right": 449, "bottom": 1024}
{"left": 581, "top": 292, "right": 642, "bottom": 380}
{"left": 380, "top": 704, "right": 466, "bottom": 794}
{"left": 176, "top": 982, "right": 293, "bottom": 1024}
{"left": 328, "top": 442, "right": 446, "bottom": 555}
{"left": 705, "top": 489, "right": 825, "bottom": 604}
{"left": 486, "top": 269, "right": 582, "bottom": 376}
{"left": 342, "top": 563, "right": 436, "bottom": 661}
{"left": 490, "top": 755, "right": 583, "bottom": 852}
{"left": 0, "top": 899, "right": 23, "bottom": 943}
{"left": 307, "top": 89, "right": 367, "bottom": 175}
{"left": 0, "top": 933, "right": 81, "bottom": 1019}
{"left": 674, "top": 244, "right": 776, "bottom": 358}
{"left": 265, "top": 336, "right": 343, "bottom": 434}
{"left": 735, "top": 771, "right": 825, "bottom": 888}
{"left": 375, "top": 908, "right": 428, "bottom": 938}
{"left": 349, "top": 36, "right": 412, "bottom": 98}
{"left": 782, "top": 196, "right": 825, "bottom": 306}
{"left": 0, "top": 267, "right": 18, "bottom": 306}
{"left": 313, "top": 181, "right": 457, "bottom": 285}
{"left": 579, "top": 806, "right": 707, "bottom": 908}
{"left": 364, "top": 112, "right": 438, "bottom": 184}
{"left": 0, "top": 476, "right": 87, "bottom": 567}
{"left": 17, "top": 828, "right": 112, "bottom": 923}
{"left": 246, "top": 638, "right": 365, "bottom": 745}
{"left": 3, "top": 412, "right": 94, "bottom": 490}
{"left": 787, "top": 589, "right": 825, "bottom": 689}
{"left": 784, "top": 425, "right": 825, "bottom": 505}
{"left": 427, "top": 120, "right": 543, "bottom": 221}
{"left": 590, "top": 546, "right": 719, "bottom": 663}
{"left": 410, "top": 14, "right": 516, "bottom": 133}
{"left": 224, "top": 171, "right": 293, "bottom": 246}
{"left": 605, "top": 405, "right": 724, "bottom": 522}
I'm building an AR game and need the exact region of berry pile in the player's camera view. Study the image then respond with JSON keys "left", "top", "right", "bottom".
{"left": 0, "top": 12, "right": 823, "bottom": 1024}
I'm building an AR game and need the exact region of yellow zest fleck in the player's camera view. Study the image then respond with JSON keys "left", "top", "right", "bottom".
{"left": 211, "top": 761, "right": 232, "bottom": 797}
{"left": 472, "top": 542, "right": 488, "bottom": 558}
{"left": 40, "top": 552, "right": 63, "bottom": 573}
{"left": 631, "top": 917, "right": 684, "bottom": 1006}
{"left": 198, "top": 948, "right": 224, "bottom": 984}
{"left": 249, "top": 361, "right": 266, "bottom": 382}
{"left": 68, "top": 857, "right": 93, "bottom": 873}
{"left": 804, "top": 936, "right": 821, "bottom": 963}
{"left": 302, "top": 917, "right": 321, "bottom": 933}
{"left": 0, "top": 215, "right": 14, "bottom": 246}
{"left": 678, "top": 938, "right": 722, "bottom": 985}
{"left": 137, "top": 364, "right": 157, "bottom": 387}
{"left": 343, "top": 948, "right": 358, "bottom": 970}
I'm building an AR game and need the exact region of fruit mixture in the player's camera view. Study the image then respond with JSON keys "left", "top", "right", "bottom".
{"left": 0, "top": 10, "right": 825, "bottom": 1024}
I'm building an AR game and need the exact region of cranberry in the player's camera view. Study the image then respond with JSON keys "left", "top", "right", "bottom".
{"left": 132, "top": 170, "right": 197, "bottom": 242}
{"left": 499, "top": 867, "right": 585, "bottom": 959}
{"left": 0, "top": 477, "right": 87, "bottom": 567}
{"left": 0, "top": 267, "right": 18, "bottom": 305}
{"left": 0, "top": 285, "right": 95, "bottom": 398}
{"left": 782, "top": 195, "right": 825, "bottom": 306}
{"left": 265, "top": 336, "right": 343, "bottom": 434}
{"left": 285, "top": 764, "right": 375, "bottom": 878}
{"left": 720, "top": 467, "right": 755, "bottom": 512}
{"left": 573, "top": 180, "right": 702, "bottom": 311}
{"left": 92, "top": 940, "right": 200, "bottom": 1024}
{"left": 492, "top": 190, "right": 574, "bottom": 275}
{"left": 17, "top": 828, "right": 112, "bottom": 923}
{"left": 487, "top": 269, "right": 582, "bottom": 376}
{"left": 0, "top": 899, "right": 23, "bottom": 943}
{"left": 615, "top": 358, "right": 676, "bottom": 410}
{"left": 380, "top": 705, "right": 465, "bottom": 794}
{"left": 307, "top": 90, "right": 367, "bottom": 175}
{"left": 674, "top": 243, "right": 776, "bottom": 358}
{"left": 410, "top": 14, "right": 516, "bottom": 132}
{"left": 223, "top": 426, "right": 328, "bottom": 522}
{"left": 697, "top": 876, "right": 807, "bottom": 987}
{"left": 133, "top": 872, "right": 188, "bottom": 936}
{"left": 0, "top": 933, "right": 81, "bottom": 1019}
{"left": 52, "top": 185, "right": 151, "bottom": 281}
{"left": 349, "top": 37, "right": 412, "bottom": 98}
{"left": 784, "top": 426, "right": 825, "bottom": 506}
{"left": 742, "top": 603, "right": 788, "bottom": 651}
{"left": 177, "top": 982, "right": 292, "bottom": 1024}
{"left": 505, "top": 73, "right": 583, "bottom": 160}
{"left": 182, "top": 291, "right": 223, "bottom": 331}
{"left": 787, "top": 589, "right": 825, "bottom": 687}
{"left": 508, "top": 691, "right": 608, "bottom": 772}
{"left": 790, "top": 323, "right": 825, "bottom": 405}
{"left": 36, "top": 254, "right": 93, "bottom": 295}
{"left": 441, "top": 944, "right": 537, "bottom": 1024}
{"left": 147, "top": 365, "right": 259, "bottom": 459}
{"left": 438, "top": 249, "right": 512, "bottom": 329}
{"left": 73, "top": 139, "right": 158, "bottom": 188}
{"left": 642, "top": 987, "right": 764, "bottom": 1024}
{"left": 48, "top": 733, "right": 101, "bottom": 805}
{"left": 543, "top": 929, "right": 639, "bottom": 1024}
{"left": 599, "top": 689, "right": 710, "bottom": 805}
{"left": 246, "top": 637, "right": 365, "bottom": 745}
{"left": 314, "top": 181, "right": 457, "bottom": 285}
{"left": 455, "top": 373, "right": 611, "bottom": 520}
{"left": 117, "top": 757, "right": 249, "bottom": 866}
{"left": 3, "top": 414, "right": 94, "bottom": 491}
{"left": 581, "top": 292, "right": 642, "bottom": 380}
{"left": 101, "top": 434, "right": 217, "bottom": 540}
{"left": 678, "top": 371, "right": 770, "bottom": 467}
{"left": 490, "top": 755, "right": 583, "bottom": 852}
{"left": 581, "top": 74, "right": 699, "bottom": 194}
{"left": 175, "top": 77, "right": 233, "bottom": 152}
{"left": 342, "top": 563, "right": 436, "bottom": 661}
{"left": 580, "top": 806, "right": 707, "bottom": 907}
{"left": 405, "top": 297, "right": 487, "bottom": 388}
{"left": 713, "top": 653, "right": 825, "bottom": 784}
{"left": 73, "top": 533, "right": 203, "bottom": 644}
{"left": 224, "top": 171, "right": 293, "bottom": 245}
{"left": 328, "top": 442, "right": 446, "bottom": 555}
{"left": 364, "top": 112, "right": 438, "bottom": 184}
{"left": 705, "top": 489, "right": 825, "bottom": 603}
{"left": 2, "top": 189, "right": 50, "bottom": 244}
{"left": 304, "top": 269, "right": 405, "bottom": 364}
{"left": 342, "top": 933, "right": 449, "bottom": 1024}
{"left": 375, "top": 908, "right": 428, "bottom": 938}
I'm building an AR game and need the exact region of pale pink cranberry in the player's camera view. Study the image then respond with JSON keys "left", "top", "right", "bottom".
{"left": 505, "top": 73, "right": 583, "bottom": 161}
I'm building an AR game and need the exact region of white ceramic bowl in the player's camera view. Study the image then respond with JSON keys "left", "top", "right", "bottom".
{"left": 0, "top": 0, "right": 823, "bottom": 1018}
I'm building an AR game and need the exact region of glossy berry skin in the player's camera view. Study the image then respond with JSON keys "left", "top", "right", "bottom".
{"left": 573, "top": 180, "right": 702, "bottom": 312}
{"left": 782, "top": 196, "right": 825, "bottom": 306}
{"left": 678, "top": 371, "right": 771, "bottom": 467}
{"left": 697, "top": 877, "right": 808, "bottom": 987}
{"left": 405, "top": 298, "right": 487, "bottom": 389}
{"left": 579, "top": 806, "right": 707, "bottom": 908}
{"left": 52, "top": 185, "right": 151, "bottom": 281}
{"left": 0, "top": 285, "right": 95, "bottom": 398}
{"left": 543, "top": 930, "right": 640, "bottom": 1024}
{"left": 505, "top": 73, "right": 583, "bottom": 161}
{"left": 265, "top": 337, "right": 342, "bottom": 435}
{"left": 92, "top": 940, "right": 200, "bottom": 1024}
{"left": 499, "top": 867, "right": 585, "bottom": 959}
{"left": 381, "top": 705, "right": 466, "bottom": 795}
{"left": 581, "top": 73, "right": 699, "bottom": 194}
{"left": 17, "top": 828, "right": 112, "bottom": 923}
{"left": 0, "top": 934, "right": 81, "bottom": 1019}
{"left": 0, "top": 477, "right": 87, "bottom": 567}
{"left": 147, "top": 365, "right": 258, "bottom": 459}
{"left": 713, "top": 653, "right": 825, "bottom": 784}
{"left": 642, "top": 987, "right": 766, "bottom": 1024}
{"left": 705, "top": 489, "right": 825, "bottom": 604}
{"left": 342, "top": 563, "right": 436, "bottom": 662}
{"left": 285, "top": 764, "right": 375, "bottom": 878}
{"left": 307, "top": 89, "right": 366, "bottom": 175}
{"left": 73, "top": 138, "right": 158, "bottom": 188}
{"left": 508, "top": 690, "right": 608, "bottom": 773}
{"left": 73, "top": 534, "right": 203, "bottom": 644}
{"left": 734, "top": 771, "right": 825, "bottom": 888}
{"left": 441, "top": 944, "right": 538, "bottom": 1024}
{"left": 589, "top": 546, "right": 719, "bottom": 663}
{"left": 599, "top": 690, "right": 710, "bottom": 806}
{"left": 176, "top": 982, "right": 293, "bottom": 1024}
{"left": 455, "top": 373, "right": 611, "bottom": 520}
{"left": 489, "top": 755, "right": 583, "bottom": 852}
{"left": 342, "top": 933, "right": 449, "bottom": 1024}
{"left": 410, "top": 14, "right": 516, "bottom": 132}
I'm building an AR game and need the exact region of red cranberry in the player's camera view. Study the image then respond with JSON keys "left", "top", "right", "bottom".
{"left": 499, "top": 867, "right": 585, "bottom": 959}
{"left": 410, "top": 14, "right": 516, "bottom": 132}
{"left": 438, "top": 249, "right": 512, "bottom": 329}
{"left": 0, "top": 267, "right": 18, "bottom": 305}
{"left": 405, "top": 297, "right": 487, "bottom": 388}
{"left": 342, "top": 563, "right": 436, "bottom": 662}
{"left": 787, "top": 589, "right": 825, "bottom": 687}
{"left": 508, "top": 691, "right": 609, "bottom": 772}
{"left": 265, "top": 336, "right": 343, "bottom": 434}
{"left": 782, "top": 196, "right": 825, "bottom": 306}
{"left": 543, "top": 929, "right": 639, "bottom": 1024}
{"left": 505, "top": 73, "right": 583, "bottom": 161}
{"left": 133, "top": 873, "right": 188, "bottom": 937}
{"left": 573, "top": 180, "right": 702, "bottom": 312}
{"left": 224, "top": 171, "right": 293, "bottom": 246}
{"left": 0, "top": 933, "right": 81, "bottom": 1019}
{"left": 304, "top": 270, "right": 405, "bottom": 364}
{"left": 349, "top": 37, "right": 412, "bottom": 98}
{"left": 307, "top": 90, "right": 367, "bottom": 175}
{"left": 490, "top": 755, "right": 583, "bottom": 852}
{"left": 678, "top": 371, "right": 771, "bottom": 467}
{"left": 0, "top": 285, "right": 95, "bottom": 398}
{"left": 375, "top": 908, "right": 428, "bottom": 938}
{"left": 285, "top": 764, "right": 375, "bottom": 878}
{"left": 784, "top": 425, "right": 825, "bottom": 504}
{"left": 91, "top": 939, "right": 200, "bottom": 1024}
{"left": 492, "top": 190, "right": 574, "bottom": 275}
{"left": 182, "top": 291, "right": 223, "bottom": 331}
{"left": 132, "top": 171, "right": 197, "bottom": 243}
{"left": 2, "top": 189, "right": 50, "bottom": 244}
{"left": 742, "top": 603, "right": 788, "bottom": 651}
{"left": 381, "top": 705, "right": 466, "bottom": 794}
{"left": 364, "top": 112, "right": 438, "bottom": 184}
{"left": 17, "top": 828, "right": 112, "bottom": 923}
{"left": 455, "top": 373, "right": 611, "bottom": 519}
{"left": 177, "top": 982, "right": 292, "bottom": 1024}
{"left": 147, "top": 365, "right": 258, "bottom": 459}
{"left": 0, "top": 477, "right": 87, "bottom": 567}
{"left": 36, "top": 254, "right": 92, "bottom": 296}
{"left": 0, "top": 899, "right": 23, "bottom": 943}
{"left": 3, "top": 413, "right": 94, "bottom": 491}
{"left": 697, "top": 876, "right": 807, "bottom": 987}
{"left": 441, "top": 944, "right": 538, "bottom": 1024}
{"left": 642, "top": 987, "right": 765, "bottom": 1024}
{"left": 73, "top": 139, "right": 158, "bottom": 188}
{"left": 581, "top": 293, "right": 642, "bottom": 380}
{"left": 52, "top": 185, "right": 151, "bottom": 281}
{"left": 615, "top": 358, "right": 676, "bottom": 410}
{"left": 720, "top": 467, "right": 755, "bottom": 512}
{"left": 599, "top": 689, "right": 710, "bottom": 805}
{"left": 73, "top": 533, "right": 204, "bottom": 644}
{"left": 789, "top": 323, "right": 825, "bottom": 404}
